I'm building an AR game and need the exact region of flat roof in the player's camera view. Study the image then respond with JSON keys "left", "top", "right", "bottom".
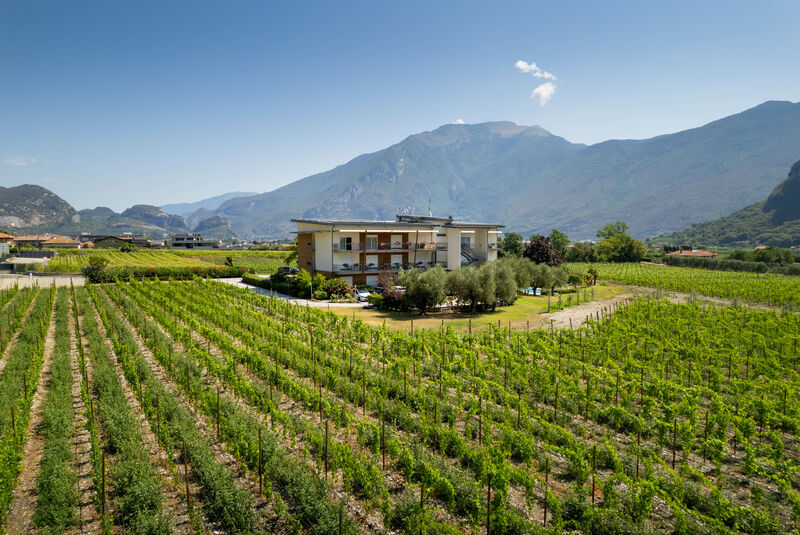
{"left": 292, "top": 216, "right": 503, "bottom": 229}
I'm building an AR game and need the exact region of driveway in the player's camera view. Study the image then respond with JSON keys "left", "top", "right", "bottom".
{"left": 214, "top": 277, "right": 366, "bottom": 308}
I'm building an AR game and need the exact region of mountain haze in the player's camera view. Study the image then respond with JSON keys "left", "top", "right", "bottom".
{"left": 213, "top": 100, "right": 800, "bottom": 240}
{"left": 161, "top": 191, "right": 258, "bottom": 217}
{"left": 663, "top": 159, "right": 800, "bottom": 247}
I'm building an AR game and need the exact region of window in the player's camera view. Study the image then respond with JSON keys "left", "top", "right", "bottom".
{"left": 339, "top": 237, "right": 352, "bottom": 250}
{"left": 366, "top": 235, "right": 378, "bottom": 249}
{"left": 461, "top": 236, "right": 472, "bottom": 250}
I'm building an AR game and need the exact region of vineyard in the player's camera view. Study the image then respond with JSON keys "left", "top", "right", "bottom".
{"left": 570, "top": 262, "right": 800, "bottom": 308}
{"left": 0, "top": 276, "right": 797, "bottom": 534}
{"left": 39, "top": 250, "right": 291, "bottom": 275}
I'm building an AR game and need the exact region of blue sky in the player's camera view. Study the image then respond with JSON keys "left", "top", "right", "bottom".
{"left": 1, "top": 0, "right": 798, "bottom": 211}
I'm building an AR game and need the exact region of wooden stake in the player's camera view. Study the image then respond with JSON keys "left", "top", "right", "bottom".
{"left": 183, "top": 439, "right": 191, "bottom": 510}
{"left": 101, "top": 451, "right": 106, "bottom": 516}
{"left": 258, "top": 428, "right": 263, "bottom": 495}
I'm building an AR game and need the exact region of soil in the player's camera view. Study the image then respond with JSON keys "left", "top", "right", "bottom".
{"left": 66, "top": 300, "right": 102, "bottom": 535}
{"left": 86, "top": 293, "right": 194, "bottom": 534}
{"left": 5, "top": 298, "right": 56, "bottom": 534}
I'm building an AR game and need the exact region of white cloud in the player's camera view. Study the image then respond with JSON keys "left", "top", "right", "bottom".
{"left": 2, "top": 155, "right": 37, "bottom": 167}
{"left": 453, "top": 118, "right": 465, "bottom": 124}
{"left": 514, "top": 60, "right": 556, "bottom": 81}
{"left": 515, "top": 59, "right": 559, "bottom": 106}
{"left": 530, "top": 82, "right": 556, "bottom": 106}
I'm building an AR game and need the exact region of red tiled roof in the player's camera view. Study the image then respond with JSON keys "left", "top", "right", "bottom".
{"left": 666, "top": 249, "right": 717, "bottom": 257}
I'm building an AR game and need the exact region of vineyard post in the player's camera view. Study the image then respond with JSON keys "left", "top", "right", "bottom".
{"left": 543, "top": 458, "right": 549, "bottom": 526}
{"left": 614, "top": 371, "right": 619, "bottom": 405}
{"left": 478, "top": 395, "right": 482, "bottom": 446}
{"left": 411, "top": 319, "right": 414, "bottom": 335}
{"left": 216, "top": 387, "right": 220, "bottom": 439}
{"left": 517, "top": 388, "right": 522, "bottom": 429}
{"left": 183, "top": 439, "right": 191, "bottom": 510}
{"left": 156, "top": 394, "right": 160, "bottom": 437}
{"left": 486, "top": 471, "right": 491, "bottom": 535}
{"left": 258, "top": 428, "right": 263, "bottom": 495}
{"left": 553, "top": 379, "right": 559, "bottom": 421}
{"left": 381, "top": 408, "right": 386, "bottom": 469}
{"left": 592, "top": 444, "right": 597, "bottom": 505}
{"left": 703, "top": 410, "right": 709, "bottom": 462}
{"left": 101, "top": 451, "right": 106, "bottom": 517}
{"left": 672, "top": 418, "right": 677, "bottom": 469}
{"left": 636, "top": 428, "right": 640, "bottom": 480}
{"left": 325, "top": 419, "right": 329, "bottom": 478}
{"left": 10, "top": 406, "right": 16, "bottom": 443}
{"left": 783, "top": 388, "right": 787, "bottom": 433}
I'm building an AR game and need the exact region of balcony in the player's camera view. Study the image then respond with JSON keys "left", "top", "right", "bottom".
{"left": 333, "top": 261, "right": 441, "bottom": 274}
{"left": 332, "top": 243, "right": 365, "bottom": 252}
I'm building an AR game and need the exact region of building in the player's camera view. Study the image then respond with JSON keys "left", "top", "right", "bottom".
{"left": 293, "top": 214, "right": 503, "bottom": 286}
{"left": 93, "top": 236, "right": 134, "bottom": 249}
{"left": 11, "top": 234, "right": 52, "bottom": 248}
{"left": 665, "top": 249, "right": 718, "bottom": 259}
{"left": 167, "top": 233, "right": 221, "bottom": 250}
{"left": 0, "top": 232, "right": 13, "bottom": 244}
{"left": 42, "top": 236, "right": 81, "bottom": 249}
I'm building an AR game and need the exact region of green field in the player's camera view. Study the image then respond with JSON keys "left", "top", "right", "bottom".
{"left": 569, "top": 262, "right": 800, "bottom": 307}
{"left": 39, "top": 249, "right": 292, "bottom": 274}
{"left": 332, "top": 284, "right": 623, "bottom": 331}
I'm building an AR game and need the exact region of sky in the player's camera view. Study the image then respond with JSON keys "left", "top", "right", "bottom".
{"left": 1, "top": 0, "right": 799, "bottom": 211}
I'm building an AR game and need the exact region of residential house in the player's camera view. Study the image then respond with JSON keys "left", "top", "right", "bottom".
{"left": 93, "top": 236, "right": 134, "bottom": 249}
{"left": 167, "top": 234, "right": 221, "bottom": 250}
{"left": 43, "top": 236, "right": 81, "bottom": 249}
{"left": 0, "top": 232, "right": 13, "bottom": 244}
{"left": 665, "top": 249, "right": 718, "bottom": 259}
{"left": 293, "top": 214, "right": 503, "bottom": 286}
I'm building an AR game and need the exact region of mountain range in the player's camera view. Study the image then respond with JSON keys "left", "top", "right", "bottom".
{"left": 0, "top": 185, "right": 234, "bottom": 241}
{"left": 662, "top": 159, "right": 800, "bottom": 247}
{"left": 207, "top": 100, "right": 800, "bottom": 240}
{"left": 1, "top": 100, "right": 799, "bottom": 243}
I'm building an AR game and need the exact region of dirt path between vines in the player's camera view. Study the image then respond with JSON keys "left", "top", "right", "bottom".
{"left": 66, "top": 297, "right": 102, "bottom": 535}
{"left": 5, "top": 294, "right": 57, "bottom": 534}
{"left": 0, "top": 291, "right": 39, "bottom": 376}
{"left": 86, "top": 294, "right": 194, "bottom": 534}
{"left": 94, "top": 289, "right": 281, "bottom": 534}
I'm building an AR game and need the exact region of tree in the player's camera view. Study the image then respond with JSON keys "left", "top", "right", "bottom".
{"left": 523, "top": 235, "right": 564, "bottom": 266}
{"left": 499, "top": 232, "right": 523, "bottom": 257}
{"left": 565, "top": 242, "right": 596, "bottom": 262}
{"left": 493, "top": 261, "right": 519, "bottom": 307}
{"left": 82, "top": 255, "right": 109, "bottom": 283}
{"left": 119, "top": 242, "right": 137, "bottom": 253}
{"left": 399, "top": 266, "right": 447, "bottom": 315}
{"left": 595, "top": 233, "right": 647, "bottom": 262}
{"left": 447, "top": 267, "right": 486, "bottom": 314}
{"left": 596, "top": 221, "right": 630, "bottom": 239}
{"left": 549, "top": 229, "right": 569, "bottom": 258}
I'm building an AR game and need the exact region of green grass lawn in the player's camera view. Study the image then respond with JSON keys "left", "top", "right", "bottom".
{"left": 331, "top": 284, "right": 622, "bottom": 331}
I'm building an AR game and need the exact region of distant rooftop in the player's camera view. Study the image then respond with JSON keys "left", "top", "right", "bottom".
{"left": 293, "top": 214, "right": 503, "bottom": 229}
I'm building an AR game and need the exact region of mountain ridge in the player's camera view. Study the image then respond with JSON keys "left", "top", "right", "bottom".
{"left": 211, "top": 100, "right": 800, "bottom": 240}
{"left": 661, "top": 159, "right": 800, "bottom": 247}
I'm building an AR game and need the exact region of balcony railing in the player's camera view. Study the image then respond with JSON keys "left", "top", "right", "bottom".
{"left": 333, "top": 261, "right": 442, "bottom": 274}
{"left": 333, "top": 241, "right": 446, "bottom": 252}
{"left": 332, "top": 243, "right": 365, "bottom": 252}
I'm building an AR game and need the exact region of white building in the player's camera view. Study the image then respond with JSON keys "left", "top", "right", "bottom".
{"left": 293, "top": 214, "right": 502, "bottom": 286}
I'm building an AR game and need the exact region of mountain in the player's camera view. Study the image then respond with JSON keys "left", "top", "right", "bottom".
{"left": 120, "top": 205, "right": 188, "bottom": 230}
{"left": 193, "top": 215, "right": 233, "bottom": 241}
{"left": 212, "top": 100, "right": 800, "bottom": 240}
{"left": 0, "top": 186, "right": 198, "bottom": 239}
{"left": 0, "top": 184, "right": 79, "bottom": 229}
{"left": 660, "top": 159, "right": 800, "bottom": 247}
{"left": 161, "top": 191, "right": 258, "bottom": 217}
